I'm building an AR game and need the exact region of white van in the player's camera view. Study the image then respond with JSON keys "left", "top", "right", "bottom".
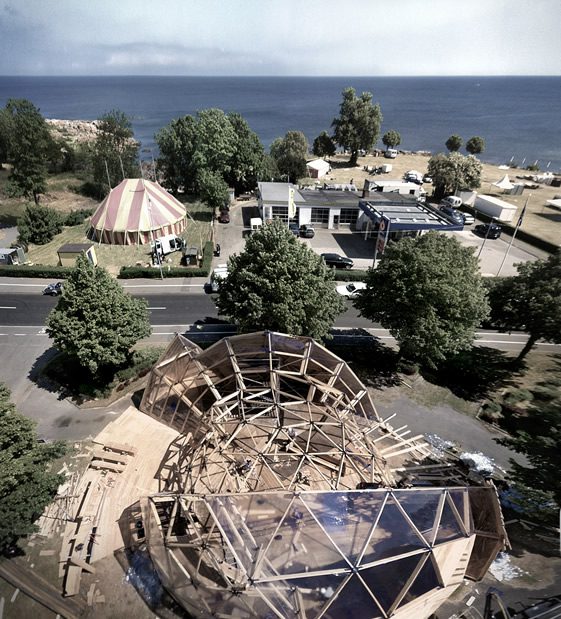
{"left": 210, "top": 264, "right": 228, "bottom": 292}
{"left": 441, "top": 195, "right": 462, "bottom": 209}
{"left": 384, "top": 149, "right": 398, "bottom": 159}
{"left": 249, "top": 217, "right": 263, "bottom": 233}
{"left": 151, "top": 234, "right": 185, "bottom": 256}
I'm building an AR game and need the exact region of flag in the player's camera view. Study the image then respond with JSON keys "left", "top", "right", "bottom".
{"left": 516, "top": 201, "right": 527, "bottom": 228}
{"left": 288, "top": 187, "right": 296, "bottom": 219}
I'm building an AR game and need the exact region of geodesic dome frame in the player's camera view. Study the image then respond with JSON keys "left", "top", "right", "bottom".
{"left": 139, "top": 331, "right": 506, "bottom": 619}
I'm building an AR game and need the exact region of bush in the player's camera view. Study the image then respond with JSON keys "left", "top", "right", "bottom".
{"left": 503, "top": 388, "right": 533, "bottom": 405}
{"left": 332, "top": 269, "right": 370, "bottom": 282}
{"left": 0, "top": 264, "right": 73, "bottom": 278}
{"left": 480, "top": 400, "right": 503, "bottom": 423}
{"left": 17, "top": 204, "right": 63, "bottom": 245}
{"left": 531, "top": 386, "right": 559, "bottom": 402}
{"left": 64, "top": 208, "right": 94, "bottom": 226}
{"left": 398, "top": 359, "right": 419, "bottom": 375}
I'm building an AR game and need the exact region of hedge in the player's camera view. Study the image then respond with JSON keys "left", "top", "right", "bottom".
{"left": 332, "top": 269, "right": 370, "bottom": 282}
{"left": 0, "top": 264, "right": 74, "bottom": 278}
{"left": 118, "top": 240, "right": 214, "bottom": 279}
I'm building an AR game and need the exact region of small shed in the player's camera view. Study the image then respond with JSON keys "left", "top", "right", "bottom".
{"left": 0, "top": 247, "right": 26, "bottom": 265}
{"left": 306, "top": 158, "right": 330, "bottom": 179}
{"left": 57, "top": 243, "right": 98, "bottom": 267}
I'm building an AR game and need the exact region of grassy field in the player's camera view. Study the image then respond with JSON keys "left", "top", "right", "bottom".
{"left": 1, "top": 169, "right": 214, "bottom": 275}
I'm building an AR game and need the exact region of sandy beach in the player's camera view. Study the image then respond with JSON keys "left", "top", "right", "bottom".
{"left": 321, "top": 152, "right": 561, "bottom": 248}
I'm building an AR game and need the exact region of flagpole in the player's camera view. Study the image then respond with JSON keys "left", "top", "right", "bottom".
{"left": 496, "top": 194, "right": 530, "bottom": 277}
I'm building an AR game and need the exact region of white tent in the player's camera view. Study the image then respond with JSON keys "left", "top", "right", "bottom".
{"left": 546, "top": 198, "right": 561, "bottom": 211}
{"left": 492, "top": 175, "right": 514, "bottom": 191}
{"left": 306, "top": 158, "right": 330, "bottom": 179}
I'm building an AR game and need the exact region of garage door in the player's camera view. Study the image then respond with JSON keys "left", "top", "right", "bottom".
{"left": 272, "top": 206, "right": 289, "bottom": 223}
{"left": 310, "top": 208, "right": 329, "bottom": 227}
{"left": 339, "top": 208, "right": 359, "bottom": 227}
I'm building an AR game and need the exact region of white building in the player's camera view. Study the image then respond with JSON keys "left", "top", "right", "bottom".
{"left": 363, "top": 179, "right": 426, "bottom": 199}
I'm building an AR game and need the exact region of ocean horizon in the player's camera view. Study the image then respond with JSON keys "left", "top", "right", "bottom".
{"left": 1, "top": 75, "right": 560, "bottom": 170}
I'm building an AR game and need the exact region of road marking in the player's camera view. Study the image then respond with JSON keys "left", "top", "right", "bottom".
{"left": 14, "top": 333, "right": 26, "bottom": 336}
{"left": 122, "top": 284, "right": 205, "bottom": 288}
{"left": 0, "top": 306, "right": 16, "bottom": 309}
{"left": 148, "top": 307, "right": 167, "bottom": 310}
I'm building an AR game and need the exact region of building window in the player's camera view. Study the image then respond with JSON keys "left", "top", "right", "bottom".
{"left": 310, "top": 208, "right": 329, "bottom": 225}
{"left": 339, "top": 208, "right": 359, "bottom": 225}
{"left": 272, "top": 206, "right": 289, "bottom": 223}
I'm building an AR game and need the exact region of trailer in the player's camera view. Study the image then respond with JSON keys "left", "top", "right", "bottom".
{"left": 474, "top": 195, "right": 518, "bottom": 223}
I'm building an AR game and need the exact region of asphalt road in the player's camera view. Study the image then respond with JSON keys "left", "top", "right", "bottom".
{"left": 1, "top": 291, "right": 560, "bottom": 355}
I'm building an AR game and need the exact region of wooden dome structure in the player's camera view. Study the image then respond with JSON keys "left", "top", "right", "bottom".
{"left": 139, "top": 331, "right": 506, "bottom": 619}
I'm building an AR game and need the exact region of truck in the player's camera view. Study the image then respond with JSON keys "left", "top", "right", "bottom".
{"left": 151, "top": 234, "right": 185, "bottom": 257}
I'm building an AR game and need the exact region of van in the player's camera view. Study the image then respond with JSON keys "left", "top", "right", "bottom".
{"left": 249, "top": 217, "right": 263, "bottom": 233}
{"left": 441, "top": 196, "right": 462, "bottom": 209}
{"left": 384, "top": 149, "right": 398, "bottom": 159}
{"left": 151, "top": 234, "right": 185, "bottom": 256}
{"left": 210, "top": 264, "right": 228, "bottom": 292}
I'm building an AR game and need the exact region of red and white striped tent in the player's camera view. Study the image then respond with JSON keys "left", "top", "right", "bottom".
{"left": 89, "top": 179, "right": 187, "bottom": 245}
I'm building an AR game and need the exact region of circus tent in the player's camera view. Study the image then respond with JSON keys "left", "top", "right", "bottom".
{"left": 88, "top": 179, "right": 187, "bottom": 245}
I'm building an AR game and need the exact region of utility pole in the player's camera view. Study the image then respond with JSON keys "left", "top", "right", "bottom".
{"left": 496, "top": 194, "right": 530, "bottom": 277}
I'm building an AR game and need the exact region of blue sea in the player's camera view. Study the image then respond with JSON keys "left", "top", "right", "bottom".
{"left": 1, "top": 76, "right": 560, "bottom": 170}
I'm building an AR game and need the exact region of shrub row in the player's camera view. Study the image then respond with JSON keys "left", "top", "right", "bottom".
{"left": 118, "top": 240, "right": 214, "bottom": 279}
{"left": 0, "top": 264, "right": 73, "bottom": 278}
{"left": 333, "top": 269, "right": 370, "bottom": 282}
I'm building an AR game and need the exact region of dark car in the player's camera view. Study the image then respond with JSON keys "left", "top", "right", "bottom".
{"left": 299, "top": 224, "right": 315, "bottom": 238}
{"left": 43, "top": 282, "right": 63, "bottom": 296}
{"left": 321, "top": 253, "right": 354, "bottom": 269}
{"left": 288, "top": 222, "right": 300, "bottom": 236}
{"left": 218, "top": 210, "right": 230, "bottom": 224}
{"left": 474, "top": 223, "right": 502, "bottom": 239}
{"left": 439, "top": 205, "right": 465, "bottom": 225}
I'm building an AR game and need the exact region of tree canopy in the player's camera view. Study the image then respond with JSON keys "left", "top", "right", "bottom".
{"left": 156, "top": 109, "right": 267, "bottom": 200}
{"left": 312, "top": 131, "right": 336, "bottom": 158}
{"left": 91, "top": 109, "right": 139, "bottom": 198}
{"left": 2, "top": 99, "right": 52, "bottom": 204}
{"left": 355, "top": 232, "right": 489, "bottom": 368}
{"left": 0, "top": 383, "right": 66, "bottom": 554}
{"left": 466, "top": 136, "right": 485, "bottom": 155}
{"left": 269, "top": 131, "right": 309, "bottom": 182}
{"left": 331, "top": 87, "right": 383, "bottom": 166}
{"left": 427, "top": 152, "right": 482, "bottom": 200}
{"left": 488, "top": 251, "right": 561, "bottom": 361}
{"left": 17, "top": 203, "right": 63, "bottom": 247}
{"left": 46, "top": 255, "right": 151, "bottom": 378}
{"left": 382, "top": 130, "right": 401, "bottom": 150}
{"left": 445, "top": 134, "right": 463, "bottom": 152}
{"left": 215, "top": 219, "right": 345, "bottom": 339}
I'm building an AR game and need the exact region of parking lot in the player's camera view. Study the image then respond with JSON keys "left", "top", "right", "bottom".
{"left": 215, "top": 201, "right": 546, "bottom": 277}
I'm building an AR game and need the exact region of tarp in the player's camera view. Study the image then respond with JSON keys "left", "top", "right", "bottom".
{"left": 89, "top": 179, "right": 186, "bottom": 245}
{"left": 492, "top": 175, "right": 514, "bottom": 190}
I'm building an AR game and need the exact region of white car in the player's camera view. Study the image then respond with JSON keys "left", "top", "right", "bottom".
{"left": 460, "top": 211, "right": 475, "bottom": 225}
{"left": 209, "top": 264, "right": 228, "bottom": 292}
{"left": 336, "top": 282, "right": 366, "bottom": 299}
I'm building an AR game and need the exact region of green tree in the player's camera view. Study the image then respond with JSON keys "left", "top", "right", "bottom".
{"left": 156, "top": 109, "right": 266, "bottom": 196}
{"left": 3, "top": 99, "right": 52, "bottom": 204}
{"left": 331, "top": 87, "right": 383, "bottom": 166}
{"left": 0, "top": 384, "right": 66, "bottom": 554}
{"left": 488, "top": 252, "right": 561, "bottom": 362}
{"left": 0, "top": 107, "right": 12, "bottom": 168}
{"left": 91, "top": 109, "right": 139, "bottom": 198}
{"left": 224, "top": 112, "right": 267, "bottom": 194}
{"left": 216, "top": 219, "right": 345, "bottom": 338}
{"left": 155, "top": 115, "right": 197, "bottom": 193}
{"left": 312, "top": 131, "right": 336, "bottom": 158}
{"left": 355, "top": 232, "right": 488, "bottom": 368}
{"left": 499, "top": 397, "right": 561, "bottom": 509}
{"left": 46, "top": 255, "right": 151, "bottom": 379}
{"left": 427, "top": 152, "right": 482, "bottom": 200}
{"left": 445, "top": 134, "right": 463, "bottom": 152}
{"left": 17, "top": 203, "right": 63, "bottom": 246}
{"left": 269, "top": 131, "right": 309, "bottom": 182}
{"left": 466, "top": 136, "right": 485, "bottom": 155}
{"left": 198, "top": 169, "right": 230, "bottom": 211}
{"left": 382, "top": 130, "right": 401, "bottom": 150}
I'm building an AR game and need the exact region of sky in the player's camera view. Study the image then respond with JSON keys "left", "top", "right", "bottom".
{"left": 1, "top": 0, "right": 560, "bottom": 76}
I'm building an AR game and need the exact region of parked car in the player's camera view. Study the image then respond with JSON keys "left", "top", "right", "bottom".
{"left": 439, "top": 205, "right": 465, "bottom": 225}
{"left": 336, "top": 282, "right": 366, "bottom": 299}
{"left": 422, "top": 174, "right": 433, "bottom": 183}
{"left": 288, "top": 222, "right": 300, "bottom": 236}
{"left": 384, "top": 149, "right": 398, "bottom": 159}
{"left": 299, "top": 224, "right": 315, "bottom": 238}
{"left": 460, "top": 211, "right": 475, "bottom": 225}
{"left": 321, "top": 253, "right": 354, "bottom": 269}
{"left": 440, "top": 195, "right": 462, "bottom": 209}
{"left": 43, "top": 282, "right": 63, "bottom": 296}
{"left": 209, "top": 264, "right": 228, "bottom": 292}
{"left": 218, "top": 210, "right": 230, "bottom": 224}
{"left": 474, "top": 223, "right": 502, "bottom": 239}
